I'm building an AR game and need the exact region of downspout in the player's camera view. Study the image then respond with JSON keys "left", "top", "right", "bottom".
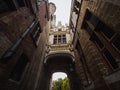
{"left": 0, "top": 18, "right": 38, "bottom": 63}
{"left": 72, "top": 0, "right": 83, "bottom": 44}
{"left": 45, "top": 0, "right": 49, "bottom": 21}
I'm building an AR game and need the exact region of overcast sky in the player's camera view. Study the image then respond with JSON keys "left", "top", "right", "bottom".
{"left": 52, "top": 72, "right": 67, "bottom": 80}
{"left": 49, "top": 0, "right": 71, "bottom": 25}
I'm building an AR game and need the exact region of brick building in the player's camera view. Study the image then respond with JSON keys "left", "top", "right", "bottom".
{"left": 70, "top": 0, "right": 120, "bottom": 90}
{"left": 0, "top": 0, "right": 49, "bottom": 90}
{"left": 0, "top": 0, "right": 120, "bottom": 90}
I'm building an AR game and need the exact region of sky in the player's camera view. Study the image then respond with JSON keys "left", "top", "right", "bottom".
{"left": 49, "top": 0, "right": 71, "bottom": 80}
{"left": 49, "top": 0, "right": 72, "bottom": 25}
{"left": 52, "top": 72, "right": 67, "bottom": 81}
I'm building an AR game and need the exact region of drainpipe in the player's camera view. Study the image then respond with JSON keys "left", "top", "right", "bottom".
{"left": 71, "top": 0, "right": 83, "bottom": 44}
{"left": 0, "top": 18, "right": 38, "bottom": 63}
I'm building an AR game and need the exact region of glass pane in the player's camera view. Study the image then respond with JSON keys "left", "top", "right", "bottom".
{"left": 97, "top": 22, "right": 115, "bottom": 39}
{"left": 58, "top": 38, "right": 61, "bottom": 44}
{"left": 85, "top": 23, "right": 93, "bottom": 36}
{"left": 93, "top": 33, "right": 104, "bottom": 49}
{"left": 63, "top": 38, "right": 66, "bottom": 44}
{"left": 89, "top": 14, "right": 99, "bottom": 27}
{"left": 103, "top": 49, "right": 118, "bottom": 69}
{"left": 112, "top": 36, "right": 120, "bottom": 51}
{"left": 54, "top": 39, "right": 57, "bottom": 44}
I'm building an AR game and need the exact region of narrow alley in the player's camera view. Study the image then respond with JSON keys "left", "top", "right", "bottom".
{"left": 0, "top": 0, "right": 120, "bottom": 90}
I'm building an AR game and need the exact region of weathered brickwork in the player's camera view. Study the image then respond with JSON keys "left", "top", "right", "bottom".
{"left": 0, "top": 7, "right": 34, "bottom": 59}
{"left": 0, "top": 32, "right": 12, "bottom": 58}
{"left": 88, "top": 0, "right": 120, "bottom": 32}
{"left": 73, "top": 0, "right": 120, "bottom": 90}
{"left": 0, "top": 1, "right": 49, "bottom": 90}
{"left": 0, "top": 7, "right": 34, "bottom": 43}
{"left": 0, "top": 0, "right": 120, "bottom": 90}
{"left": 37, "top": 1, "right": 49, "bottom": 31}
{"left": 74, "top": 49, "right": 90, "bottom": 86}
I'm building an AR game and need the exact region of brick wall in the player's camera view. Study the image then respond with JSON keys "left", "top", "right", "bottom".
{"left": 0, "top": 7, "right": 34, "bottom": 59}
{"left": 88, "top": 0, "right": 120, "bottom": 32}
{"left": 74, "top": 0, "right": 120, "bottom": 89}
{"left": 0, "top": 2, "right": 49, "bottom": 90}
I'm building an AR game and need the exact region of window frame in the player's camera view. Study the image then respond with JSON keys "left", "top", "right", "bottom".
{"left": 111, "top": 35, "right": 120, "bottom": 53}
{"left": 82, "top": 9, "right": 119, "bottom": 70}
{"left": 53, "top": 34, "right": 66, "bottom": 44}
{"left": 31, "top": 24, "right": 41, "bottom": 47}
{"left": 102, "top": 49, "right": 119, "bottom": 70}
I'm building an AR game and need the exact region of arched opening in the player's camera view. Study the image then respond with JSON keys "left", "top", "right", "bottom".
{"left": 37, "top": 52, "right": 83, "bottom": 90}
{"left": 52, "top": 72, "right": 67, "bottom": 81}
{"left": 50, "top": 72, "right": 70, "bottom": 90}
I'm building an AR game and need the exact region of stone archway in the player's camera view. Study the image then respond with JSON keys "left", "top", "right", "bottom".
{"left": 36, "top": 51, "right": 84, "bottom": 90}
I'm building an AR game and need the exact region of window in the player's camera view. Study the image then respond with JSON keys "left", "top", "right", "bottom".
{"left": 62, "top": 35, "right": 66, "bottom": 44}
{"left": 85, "top": 23, "right": 93, "bottom": 36}
{"left": 83, "top": 9, "right": 115, "bottom": 40}
{"left": 51, "top": 15, "right": 53, "bottom": 21}
{"left": 10, "top": 54, "right": 29, "bottom": 81}
{"left": 15, "top": 0, "right": 25, "bottom": 7}
{"left": 96, "top": 22, "right": 115, "bottom": 39}
{"left": 75, "top": 0, "right": 81, "bottom": 8}
{"left": 103, "top": 49, "right": 118, "bottom": 69}
{"left": 91, "top": 33, "right": 104, "bottom": 49}
{"left": 82, "top": 9, "right": 119, "bottom": 70}
{"left": 31, "top": 25, "right": 41, "bottom": 46}
{"left": 73, "top": 6, "right": 79, "bottom": 14}
{"left": 0, "top": 0, "right": 16, "bottom": 17}
{"left": 89, "top": 14, "right": 99, "bottom": 27}
{"left": 58, "top": 35, "right": 61, "bottom": 44}
{"left": 84, "top": 9, "right": 91, "bottom": 21}
{"left": 112, "top": 36, "right": 120, "bottom": 51}
{"left": 83, "top": 14, "right": 104, "bottom": 49}
{"left": 53, "top": 34, "right": 66, "bottom": 44}
{"left": 53, "top": 35, "right": 57, "bottom": 44}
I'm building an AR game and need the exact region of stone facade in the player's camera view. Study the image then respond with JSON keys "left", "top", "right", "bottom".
{"left": 48, "top": 21, "right": 73, "bottom": 52}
